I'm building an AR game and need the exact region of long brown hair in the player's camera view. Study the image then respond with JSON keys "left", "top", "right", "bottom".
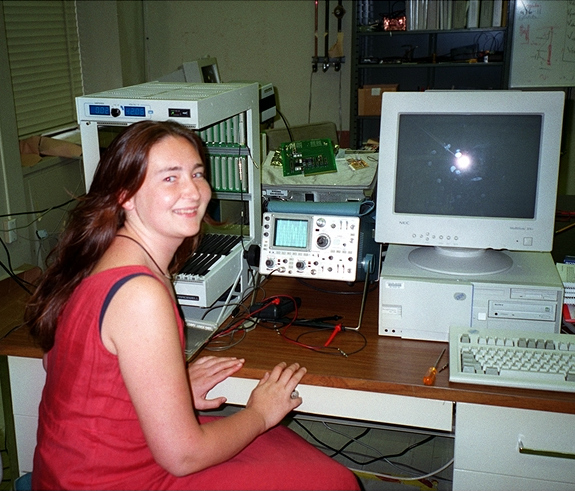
{"left": 25, "top": 120, "right": 210, "bottom": 351}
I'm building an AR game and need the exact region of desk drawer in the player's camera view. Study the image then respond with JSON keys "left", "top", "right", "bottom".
{"left": 209, "top": 377, "right": 454, "bottom": 431}
{"left": 454, "top": 403, "right": 575, "bottom": 490}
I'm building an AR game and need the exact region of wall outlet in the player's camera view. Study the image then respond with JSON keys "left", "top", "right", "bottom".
{"left": 2, "top": 218, "right": 17, "bottom": 244}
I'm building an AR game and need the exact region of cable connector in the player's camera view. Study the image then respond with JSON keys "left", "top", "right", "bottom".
{"left": 324, "top": 324, "right": 342, "bottom": 347}
{"left": 249, "top": 296, "right": 301, "bottom": 320}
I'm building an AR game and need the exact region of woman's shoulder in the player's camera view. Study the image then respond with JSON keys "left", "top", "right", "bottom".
{"left": 75, "top": 266, "right": 163, "bottom": 300}
{"left": 85, "top": 265, "right": 162, "bottom": 286}
{"left": 88, "top": 265, "right": 169, "bottom": 295}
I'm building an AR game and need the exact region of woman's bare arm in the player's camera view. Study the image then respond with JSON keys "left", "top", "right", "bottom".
{"left": 101, "top": 275, "right": 305, "bottom": 476}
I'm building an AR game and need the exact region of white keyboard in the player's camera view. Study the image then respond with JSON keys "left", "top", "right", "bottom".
{"left": 449, "top": 326, "right": 575, "bottom": 393}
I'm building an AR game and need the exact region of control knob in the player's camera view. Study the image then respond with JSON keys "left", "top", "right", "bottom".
{"left": 316, "top": 234, "right": 330, "bottom": 249}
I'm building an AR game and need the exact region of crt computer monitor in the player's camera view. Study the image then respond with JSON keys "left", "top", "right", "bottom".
{"left": 374, "top": 90, "right": 565, "bottom": 276}
{"left": 157, "top": 57, "right": 221, "bottom": 83}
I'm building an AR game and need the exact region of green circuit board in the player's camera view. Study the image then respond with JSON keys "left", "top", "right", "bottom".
{"left": 279, "top": 138, "right": 337, "bottom": 177}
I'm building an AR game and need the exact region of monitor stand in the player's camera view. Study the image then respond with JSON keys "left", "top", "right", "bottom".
{"left": 408, "top": 246, "right": 513, "bottom": 276}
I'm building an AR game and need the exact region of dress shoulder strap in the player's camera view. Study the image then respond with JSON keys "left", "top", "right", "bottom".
{"left": 99, "top": 272, "right": 153, "bottom": 332}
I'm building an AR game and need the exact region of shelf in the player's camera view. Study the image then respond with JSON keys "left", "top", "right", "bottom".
{"left": 350, "top": 1, "right": 514, "bottom": 148}
{"left": 358, "top": 62, "right": 504, "bottom": 69}
{"left": 357, "top": 27, "right": 507, "bottom": 35}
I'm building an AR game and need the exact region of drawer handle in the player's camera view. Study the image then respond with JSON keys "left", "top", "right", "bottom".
{"left": 518, "top": 440, "right": 575, "bottom": 460}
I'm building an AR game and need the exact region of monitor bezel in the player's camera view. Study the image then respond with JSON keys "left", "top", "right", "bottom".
{"left": 374, "top": 90, "right": 565, "bottom": 254}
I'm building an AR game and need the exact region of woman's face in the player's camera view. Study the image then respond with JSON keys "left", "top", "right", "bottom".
{"left": 125, "top": 135, "right": 212, "bottom": 241}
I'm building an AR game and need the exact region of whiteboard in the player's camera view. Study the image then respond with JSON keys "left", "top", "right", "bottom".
{"left": 509, "top": 0, "right": 575, "bottom": 87}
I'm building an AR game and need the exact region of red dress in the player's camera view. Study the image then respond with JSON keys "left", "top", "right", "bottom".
{"left": 32, "top": 266, "right": 359, "bottom": 490}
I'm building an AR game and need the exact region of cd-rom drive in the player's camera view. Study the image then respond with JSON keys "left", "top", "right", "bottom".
{"left": 379, "top": 244, "right": 564, "bottom": 341}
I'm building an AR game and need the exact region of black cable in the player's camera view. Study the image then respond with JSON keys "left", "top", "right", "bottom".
{"left": 0, "top": 195, "right": 79, "bottom": 292}
{"left": 328, "top": 426, "right": 372, "bottom": 458}
{"left": 0, "top": 322, "right": 28, "bottom": 342}
{"left": 296, "top": 277, "right": 378, "bottom": 295}
{"left": 0, "top": 235, "right": 17, "bottom": 275}
{"left": 0, "top": 260, "right": 33, "bottom": 295}
{"left": 294, "top": 327, "right": 368, "bottom": 357}
{"left": 0, "top": 197, "right": 80, "bottom": 219}
{"left": 275, "top": 109, "right": 294, "bottom": 142}
{"left": 292, "top": 419, "right": 437, "bottom": 466}
{"left": 0, "top": 237, "right": 34, "bottom": 294}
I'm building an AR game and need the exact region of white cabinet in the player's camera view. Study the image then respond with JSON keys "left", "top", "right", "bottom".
{"left": 454, "top": 402, "right": 575, "bottom": 490}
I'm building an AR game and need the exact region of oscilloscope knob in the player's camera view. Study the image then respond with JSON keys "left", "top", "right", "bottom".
{"left": 295, "top": 261, "right": 306, "bottom": 270}
{"left": 316, "top": 234, "right": 330, "bottom": 249}
{"left": 265, "top": 258, "right": 275, "bottom": 268}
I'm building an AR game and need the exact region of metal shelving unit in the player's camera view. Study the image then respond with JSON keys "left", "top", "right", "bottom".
{"left": 350, "top": 0, "right": 515, "bottom": 148}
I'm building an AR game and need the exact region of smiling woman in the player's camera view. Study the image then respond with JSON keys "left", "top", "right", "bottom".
{"left": 119, "top": 134, "right": 211, "bottom": 254}
{"left": 23, "top": 121, "right": 360, "bottom": 491}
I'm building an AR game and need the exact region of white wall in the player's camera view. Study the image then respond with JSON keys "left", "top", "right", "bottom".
{"left": 76, "top": 1, "right": 124, "bottom": 94}
{"left": 142, "top": 0, "right": 352, "bottom": 133}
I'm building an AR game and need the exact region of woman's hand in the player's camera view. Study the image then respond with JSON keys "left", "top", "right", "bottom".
{"left": 245, "top": 362, "right": 307, "bottom": 431}
{"left": 187, "top": 356, "right": 245, "bottom": 410}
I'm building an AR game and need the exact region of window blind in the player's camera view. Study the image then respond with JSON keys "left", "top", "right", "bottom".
{"left": 3, "top": 0, "right": 83, "bottom": 139}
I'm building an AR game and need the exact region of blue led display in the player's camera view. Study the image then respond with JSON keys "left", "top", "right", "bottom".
{"left": 89, "top": 105, "right": 110, "bottom": 116}
{"left": 124, "top": 106, "right": 146, "bottom": 117}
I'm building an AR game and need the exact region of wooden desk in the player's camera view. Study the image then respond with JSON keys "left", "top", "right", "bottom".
{"left": 198, "top": 276, "right": 575, "bottom": 490}
{"left": 200, "top": 276, "right": 575, "bottom": 416}
{"left": 2, "top": 273, "right": 575, "bottom": 489}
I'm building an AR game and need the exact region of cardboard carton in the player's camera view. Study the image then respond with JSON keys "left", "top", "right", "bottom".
{"left": 358, "top": 84, "right": 399, "bottom": 116}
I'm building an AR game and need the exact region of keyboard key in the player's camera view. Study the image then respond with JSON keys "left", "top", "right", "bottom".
{"left": 499, "top": 369, "right": 565, "bottom": 382}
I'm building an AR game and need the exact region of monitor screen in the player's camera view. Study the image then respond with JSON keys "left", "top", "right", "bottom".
{"left": 395, "top": 114, "right": 541, "bottom": 219}
{"left": 273, "top": 218, "right": 309, "bottom": 249}
{"left": 375, "top": 90, "right": 565, "bottom": 276}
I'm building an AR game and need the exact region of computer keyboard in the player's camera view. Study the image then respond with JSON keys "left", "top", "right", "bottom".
{"left": 449, "top": 326, "right": 575, "bottom": 393}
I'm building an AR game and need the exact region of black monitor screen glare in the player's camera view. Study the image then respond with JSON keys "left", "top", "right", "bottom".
{"left": 395, "top": 114, "right": 542, "bottom": 220}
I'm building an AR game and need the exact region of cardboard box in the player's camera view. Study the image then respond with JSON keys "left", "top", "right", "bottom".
{"left": 358, "top": 84, "right": 398, "bottom": 116}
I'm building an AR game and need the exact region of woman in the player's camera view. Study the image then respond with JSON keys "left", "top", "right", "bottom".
{"left": 24, "top": 120, "right": 359, "bottom": 490}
